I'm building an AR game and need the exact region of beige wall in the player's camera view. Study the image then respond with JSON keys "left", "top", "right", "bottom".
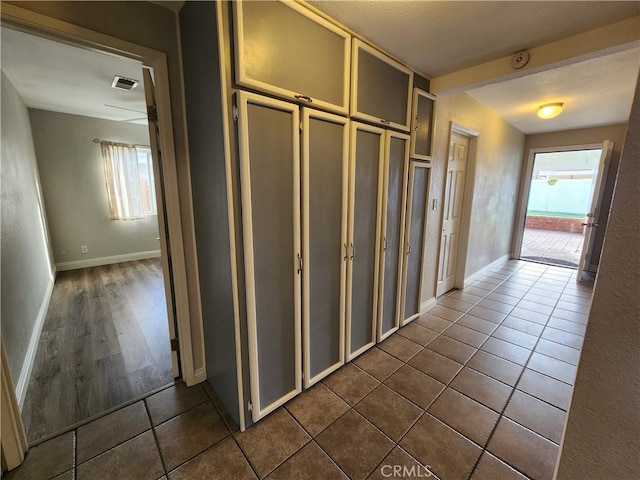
{"left": 0, "top": 72, "right": 54, "bottom": 388}
{"left": 423, "top": 92, "right": 525, "bottom": 301}
{"left": 522, "top": 124, "right": 628, "bottom": 270}
{"left": 556, "top": 79, "right": 640, "bottom": 478}
{"left": 29, "top": 109, "right": 159, "bottom": 265}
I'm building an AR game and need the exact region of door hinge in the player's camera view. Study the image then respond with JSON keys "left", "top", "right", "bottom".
{"left": 248, "top": 400, "right": 253, "bottom": 412}
{"left": 147, "top": 105, "right": 158, "bottom": 123}
{"left": 170, "top": 337, "right": 179, "bottom": 351}
{"left": 233, "top": 105, "right": 239, "bottom": 122}
{"left": 299, "top": 121, "right": 303, "bottom": 133}
{"left": 297, "top": 253, "right": 303, "bottom": 274}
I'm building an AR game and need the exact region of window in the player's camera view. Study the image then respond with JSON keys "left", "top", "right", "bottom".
{"left": 136, "top": 147, "right": 157, "bottom": 215}
{"left": 100, "top": 141, "right": 157, "bottom": 220}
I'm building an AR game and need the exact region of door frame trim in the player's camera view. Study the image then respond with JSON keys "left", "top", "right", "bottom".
{"left": 511, "top": 143, "right": 603, "bottom": 262}
{"left": 435, "top": 123, "right": 479, "bottom": 296}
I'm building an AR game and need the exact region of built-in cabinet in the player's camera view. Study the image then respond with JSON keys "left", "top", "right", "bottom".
{"left": 181, "top": 0, "right": 436, "bottom": 430}
{"left": 233, "top": 0, "right": 351, "bottom": 114}
{"left": 401, "top": 161, "right": 431, "bottom": 324}
{"left": 351, "top": 39, "right": 414, "bottom": 131}
{"left": 410, "top": 88, "right": 436, "bottom": 160}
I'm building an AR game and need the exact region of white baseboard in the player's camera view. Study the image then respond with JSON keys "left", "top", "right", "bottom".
{"left": 192, "top": 366, "right": 207, "bottom": 385}
{"left": 420, "top": 297, "right": 437, "bottom": 313}
{"left": 56, "top": 250, "right": 161, "bottom": 271}
{"left": 463, "top": 254, "right": 510, "bottom": 288}
{"left": 16, "top": 274, "right": 55, "bottom": 410}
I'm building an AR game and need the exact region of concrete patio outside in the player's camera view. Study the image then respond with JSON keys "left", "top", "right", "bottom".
{"left": 520, "top": 227, "right": 585, "bottom": 268}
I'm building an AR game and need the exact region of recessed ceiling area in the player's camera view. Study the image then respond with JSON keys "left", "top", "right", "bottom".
{"left": 467, "top": 48, "right": 640, "bottom": 134}
{"left": 1, "top": 27, "right": 148, "bottom": 124}
{"left": 309, "top": 1, "right": 639, "bottom": 78}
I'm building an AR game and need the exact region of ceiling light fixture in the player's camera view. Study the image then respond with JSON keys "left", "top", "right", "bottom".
{"left": 537, "top": 102, "right": 563, "bottom": 119}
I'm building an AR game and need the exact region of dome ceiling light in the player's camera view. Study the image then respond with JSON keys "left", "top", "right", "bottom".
{"left": 537, "top": 102, "right": 563, "bottom": 119}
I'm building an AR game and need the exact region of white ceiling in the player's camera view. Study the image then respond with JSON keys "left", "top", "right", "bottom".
{"left": 310, "top": 0, "right": 640, "bottom": 134}
{"left": 309, "top": 1, "right": 640, "bottom": 78}
{"left": 1, "top": 27, "right": 148, "bottom": 125}
{"left": 467, "top": 49, "right": 640, "bottom": 134}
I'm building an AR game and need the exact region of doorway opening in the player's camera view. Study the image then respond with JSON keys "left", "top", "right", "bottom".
{"left": 1, "top": 26, "right": 177, "bottom": 445}
{"left": 519, "top": 145, "right": 610, "bottom": 280}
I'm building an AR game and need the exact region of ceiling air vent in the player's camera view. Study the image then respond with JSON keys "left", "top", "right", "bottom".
{"left": 111, "top": 75, "right": 139, "bottom": 91}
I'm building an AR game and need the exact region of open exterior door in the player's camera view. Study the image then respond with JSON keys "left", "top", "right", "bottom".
{"left": 143, "top": 67, "right": 180, "bottom": 377}
{"left": 577, "top": 140, "right": 614, "bottom": 282}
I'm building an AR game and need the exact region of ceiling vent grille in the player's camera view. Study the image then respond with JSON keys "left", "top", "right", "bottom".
{"left": 111, "top": 75, "right": 139, "bottom": 91}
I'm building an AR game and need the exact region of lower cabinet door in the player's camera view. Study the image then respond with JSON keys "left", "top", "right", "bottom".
{"left": 346, "top": 122, "right": 385, "bottom": 360}
{"left": 302, "top": 108, "right": 349, "bottom": 387}
{"left": 377, "top": 131, "right": 410, "bottom": 340}
{"left": 236, "top": 92, "right": 302, "bottom": 421}
{"left": 401, "top": 161, "right": 430, "bottom": 324}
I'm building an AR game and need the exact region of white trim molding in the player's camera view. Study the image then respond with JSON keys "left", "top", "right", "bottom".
{"left": 2, "top": 341, "right": 28, "bottom": 471}
{"left": 420, "top": 297, "right": 438, "bottom": 314}
{"left": 16, "top": 275, "right": 55, "bottom": 410}
{"left": 56, "top": 250, "right": 161, "bottom": 272}
{"left": 463, "top": 254, "right": 510, "bottom": 288}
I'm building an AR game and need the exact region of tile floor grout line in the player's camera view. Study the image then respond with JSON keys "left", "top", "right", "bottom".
{"left": 142, "top": 398, "right": 169, "bottom": 477}
{"left": 467, "top": 264, "right": 570, "bottom": 480}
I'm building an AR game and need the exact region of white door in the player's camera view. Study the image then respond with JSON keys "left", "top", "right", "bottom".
{"left": 142, "top": 68, "right": 179, "bottom": 378}
{"left": 577, "top": 140, "right": 614, "bottom": 281}
{"left": 436, "top": 132, "right": 469, "bottom": 297}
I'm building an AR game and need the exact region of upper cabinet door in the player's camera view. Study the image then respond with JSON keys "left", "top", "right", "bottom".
{"left": 351, "top": 39, "right": 413, "bottom": 132}
{"left": 233, "top": 0, "right": 351, "bottom": 115}
{"left": 410, "top": 88, "right": 436, "bottom": 160}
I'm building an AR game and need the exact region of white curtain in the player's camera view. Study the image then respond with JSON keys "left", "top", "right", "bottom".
{"left": 100, "top": 141, "right": 145, "bottom": 220}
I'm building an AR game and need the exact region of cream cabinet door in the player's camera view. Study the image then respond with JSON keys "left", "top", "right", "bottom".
{"left": 351, "top": 39, "right": 413, "bottom": 131}
{"left": 410, "top": 88, "right": 436, "bottom": 161}
{"left": 346, "top": 122, "right": 385, "bottom": 360}
{"left": 301, "top": 108, "right": 349, "bottom": 387}
{"left": 236, "top": 92, "right": 302, "bottom": 421}
{"left": 377, "top": 131, "right": 410, "bottom": 341}
{"left": 234, "top": 1, "right": 350, "bottom": 115}
{"left": 401, "top": 162, "right": 431, "bottom": 324}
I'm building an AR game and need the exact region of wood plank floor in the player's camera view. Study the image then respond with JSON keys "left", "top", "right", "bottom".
{"left": 21, "top": 259, "right": 173, "bottom": 444}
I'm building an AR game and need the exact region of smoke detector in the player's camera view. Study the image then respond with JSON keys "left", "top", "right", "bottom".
{"left": 111, "top": 75, "right": 139, "bottom": 91}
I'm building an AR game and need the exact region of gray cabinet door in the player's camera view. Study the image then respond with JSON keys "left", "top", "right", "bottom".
{"left": 378, "top": 132, "right": 410, "bottom": 340}
{"left": 234, "top": 1, "right": 350, "bottom": 114}
{"left": 302, "top": 109, "right": 349, "bottom": 387}
{"left": 410, "top": 88, "right": 436, "bottom": 160}
{"left": 401, "top": 162, "right": 431, "bottom": 324}
{"left": 236, "top": 92, "right": 302, "bottom": 421}
{"left": 346, "top": 122, "right": 385, "bottom": 359}
{"left": 351, "top": 39, "right": 413, "bottom": 131}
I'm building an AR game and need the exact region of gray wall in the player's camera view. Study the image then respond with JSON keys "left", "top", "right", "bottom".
{"left": 522, "top": 124, "right": 628, "bottom": 272}
{"left": 180, "top": 1, "right": 241, "bottom": 425}
{"left": 29, "top": 109, "right": 159, "bottom": 265}
{"left": 423, "top": 92, "right": 525, "bottom": 301}
{"left": 556, "top": 78, "right": 640, "bottom": 479}
{"left": 1, "top": 71, "right": 55, "bottom": 388}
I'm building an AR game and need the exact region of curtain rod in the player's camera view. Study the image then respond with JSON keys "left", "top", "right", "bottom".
{"left": 92, "top": 138, "right": 150, "bottom": 148}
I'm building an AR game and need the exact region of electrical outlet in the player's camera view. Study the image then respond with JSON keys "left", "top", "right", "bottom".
{"left": 81, "top": 246, "right": 88, "bottom": 254}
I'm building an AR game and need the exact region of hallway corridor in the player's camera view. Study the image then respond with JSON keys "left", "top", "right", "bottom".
{"left": 6, "top": 260, "right": 591, "bottom": 480}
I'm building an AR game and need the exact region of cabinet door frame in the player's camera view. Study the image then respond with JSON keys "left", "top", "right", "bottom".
{"left": 301, "top": 108, "right": 349, "bottom": 387}
{"left": 410, "top": 88, "right": 437, "bottom": 161}
{"left": 236, "top": 91, "right": 302, "bottom": 421}
{"left": 399, "top": 161, "right": 431, "bottom": 326}
{"left": 233, "top": 0, "right": 351, "bottom": 115}
{"left": 350, "top": 38, "right": 414, "bottom": 132}
{"left": 377, "top": 131, "right": 410, "bottom": 341}
{"left": 346, "top": 121, "right": 386, "bottom": 361}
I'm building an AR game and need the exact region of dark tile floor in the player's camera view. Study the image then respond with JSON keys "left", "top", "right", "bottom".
{"left": 5, "top": 260, "right": 592, "bottom": 480}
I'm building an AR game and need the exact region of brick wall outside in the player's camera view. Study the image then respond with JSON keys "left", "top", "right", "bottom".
{"left": 525, "top": 215, "right": 586, "bottom": 233}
